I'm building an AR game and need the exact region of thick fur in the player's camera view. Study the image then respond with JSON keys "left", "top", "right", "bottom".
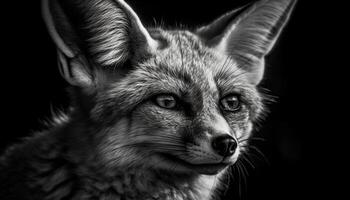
{"left": 0, "top": 0, "right": 296, "bottom": 199}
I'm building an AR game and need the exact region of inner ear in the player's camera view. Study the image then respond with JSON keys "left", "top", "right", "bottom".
{"left": 43, "top": 0, "right": 159, "bottom": 87}
{"left": 195, "top": 0, "right": 297, "bottom": 85}
{"left": 196, "top": 3, "right": 253, "bottom": 45}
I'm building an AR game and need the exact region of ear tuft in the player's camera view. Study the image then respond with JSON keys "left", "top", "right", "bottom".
{"left": 57, "top": 51, "right": 92, "bottom": 87}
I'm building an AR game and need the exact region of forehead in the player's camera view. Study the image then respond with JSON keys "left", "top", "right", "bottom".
{"left": 141, "top": 30, "right": 245, "bottom": 92}
{"left": 154, "top": 30, "right": 229, "bottom": 77}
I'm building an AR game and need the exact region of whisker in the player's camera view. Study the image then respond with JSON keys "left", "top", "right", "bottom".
{"left": 248, "top": 145, "right": 270, "bottom": 166}
{"left": 237, "top": 162, "right": 248, "bottom": 198}
{"left": 238, "top": 137, "right": 266, "bottom": 143}
{"left": 236, "top": 163, "right": 243, "bottom": 199}
{"left": 240, "top": 154, "right": 256, "bottom": 169}
{"left": 222, "top": 167, "right": 232, "bottom": 196}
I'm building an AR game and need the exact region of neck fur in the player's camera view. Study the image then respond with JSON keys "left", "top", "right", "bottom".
{"left": 77, "top": 163, "right": 225, "bottom": 200}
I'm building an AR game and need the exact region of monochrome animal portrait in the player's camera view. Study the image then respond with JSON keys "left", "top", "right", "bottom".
{"left": 0, "top": 0, "right": 297, "bottom": 199}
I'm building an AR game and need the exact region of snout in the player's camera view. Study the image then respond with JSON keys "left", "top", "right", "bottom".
{"left": 211, "top": 135, "right": 237, "bottom": 158}
{"left": 155, "top": 130, "right": 240, "bottom": 175}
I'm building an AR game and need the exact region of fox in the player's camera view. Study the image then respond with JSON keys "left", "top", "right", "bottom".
{"left": 0, "top": 0, "right": 296, "bottom": 199}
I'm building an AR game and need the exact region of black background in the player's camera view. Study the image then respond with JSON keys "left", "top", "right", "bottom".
{"left": 0, "top": 0, "right": 337, "bottom": 200}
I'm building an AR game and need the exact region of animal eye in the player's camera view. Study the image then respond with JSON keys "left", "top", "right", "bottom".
{"left": 220, "top": 94, "right": 241, "bottom": 112}
{"left": 155, "top": 94, "right": 177, "bottom": 109}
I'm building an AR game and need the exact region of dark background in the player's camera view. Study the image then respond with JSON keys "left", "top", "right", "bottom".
{"left": 0, "top": 0, "right": 337, "bottom": 200}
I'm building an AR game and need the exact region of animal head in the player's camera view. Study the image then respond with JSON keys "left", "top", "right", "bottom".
{"left": 43, "top": 0, "right": 296, "bottom": 175}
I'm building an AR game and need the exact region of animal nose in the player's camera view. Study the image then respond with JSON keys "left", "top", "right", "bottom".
{"left": 211, "top": 135, "right": 237, "bottom": 157}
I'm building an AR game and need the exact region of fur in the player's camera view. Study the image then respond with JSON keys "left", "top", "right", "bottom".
{"left": 0, "top": 0, "right": 296, "bottom": 199}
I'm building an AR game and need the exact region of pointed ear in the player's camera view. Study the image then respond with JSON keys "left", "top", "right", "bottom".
{"left": 196, "top": 0, "right": 297, "bottom": 85}
{"left": 42, "top": 0, "right": 159, "bottom": 87}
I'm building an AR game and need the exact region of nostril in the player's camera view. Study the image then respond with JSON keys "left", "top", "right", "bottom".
{"left": 212, "top": 135, "right": 237, "bottom": 157}
{"left": 228, "top": 139, "right": 237, "bottom": 154}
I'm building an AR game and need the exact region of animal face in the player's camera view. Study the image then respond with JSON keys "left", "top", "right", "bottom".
{"left": 43, "top": 0, "right": 296, "bottom": 175}
{"left": 92, "top": 31, "right": 263, "bottom": 175}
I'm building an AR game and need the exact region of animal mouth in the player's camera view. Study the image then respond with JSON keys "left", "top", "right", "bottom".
{"left": 158, "top": 153, "right": 229, "bottom": 175}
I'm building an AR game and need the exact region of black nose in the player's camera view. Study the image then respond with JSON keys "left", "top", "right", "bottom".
{"left": 212, "top": 135, "right": 237, "bottom": 157}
